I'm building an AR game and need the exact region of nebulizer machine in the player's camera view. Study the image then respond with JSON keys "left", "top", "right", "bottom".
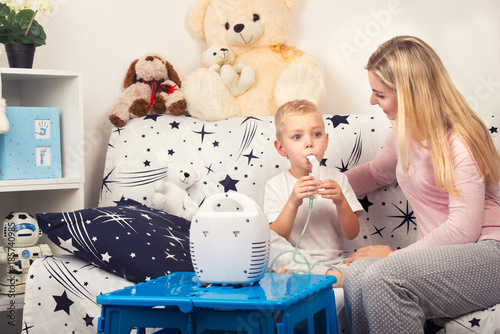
{"left": 268, "top": 155, "right": 343, "bottom": 284}
{"left": 190, "top": 192, "right": 271, "bottom": 285}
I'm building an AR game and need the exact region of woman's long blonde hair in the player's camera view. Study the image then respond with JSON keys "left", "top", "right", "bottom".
{"left": 366, "top": 35, "right": 500, "bottom": 195}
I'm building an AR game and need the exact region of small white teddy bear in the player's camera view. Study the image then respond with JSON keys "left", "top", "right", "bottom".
{"left": 149, "top": 161, "right": 201, "bottom": 221}
{"left": 201, "top": 44, "right": 255, "bottom": 97}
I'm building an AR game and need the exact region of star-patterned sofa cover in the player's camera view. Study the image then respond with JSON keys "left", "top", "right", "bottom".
{"left": 22, "top": 113, "right": 500, "bottom": 334}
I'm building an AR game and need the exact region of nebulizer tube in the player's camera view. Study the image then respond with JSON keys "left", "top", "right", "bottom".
{"left": 269, "top": 155, "right": 344, "bottom": 286}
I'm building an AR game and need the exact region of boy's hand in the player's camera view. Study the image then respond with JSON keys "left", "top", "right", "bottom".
{"left": 318, "top": 179, "right": 345, "bottom": 205}
{"left": 290, "top": 175, "right": 318, "bottom": 206}
{"left": 271, "top": 175, "right": 319, "bottom": 239}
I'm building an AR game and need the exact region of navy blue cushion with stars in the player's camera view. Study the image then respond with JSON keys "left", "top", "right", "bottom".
{"left": 36, "top": 198, "right": 193, "bottom": 283}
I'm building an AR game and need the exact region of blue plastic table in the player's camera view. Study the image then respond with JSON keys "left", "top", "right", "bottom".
{"left": 97, "top": 272, "right": 338, "bottom": 334}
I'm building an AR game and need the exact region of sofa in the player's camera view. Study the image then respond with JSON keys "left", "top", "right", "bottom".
{"left": 23, "top": 112, "right": 500, "bottom": 333}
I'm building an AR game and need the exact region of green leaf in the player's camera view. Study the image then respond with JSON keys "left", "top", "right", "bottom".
{"left": 0, "top": 4, "right": 46, "bottom": 46}
{"left": 16, "top": 9, "right": 36, "bottom": 24}
{"left": 0, "top": 4, "right": 10, "bottom": 16}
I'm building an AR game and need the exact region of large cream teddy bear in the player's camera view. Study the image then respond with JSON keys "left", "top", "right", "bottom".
{"left": 182, "top": 0, "right": 325, "bottom": 121}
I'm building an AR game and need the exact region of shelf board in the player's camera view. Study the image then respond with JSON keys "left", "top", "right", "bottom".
{"left": 0, "top": 67, "right": 79, "bottom": 81}
{"left": 0, "top": 178, "right": 83, "bottom": 192}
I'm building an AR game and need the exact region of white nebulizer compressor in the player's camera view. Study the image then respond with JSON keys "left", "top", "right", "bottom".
{"left": 189, "top": 192, "right": 270, "bottom": 285}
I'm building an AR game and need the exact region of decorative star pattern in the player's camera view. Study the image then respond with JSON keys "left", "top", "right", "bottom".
{"left": 23, "top": 113, "right": 495, "bottom": 333}
{"left": 326, "top": 115, "right": 350, "bottom": 128}
{"left": 335, "top": 132, "right": 362, "bottom": 172}
{"left": 388, "top": 201, "right": 417, "bottom": 235}
{"left": 469, "top": 317, "right": 481, "bottom": 327}
{"left": 243, "top": 149, "right": 259, "bottom": 165}
{"left": 219, "top": 174, "right": 239, "bottom": 192}
{"left": 53, "top": 291, "right": 74, "bottom": 315}
{"left": 22, "top": 256, "right": 132, "bottom": 333}
{"left": 193, "top": 124, "right": 215, "bottom": 143}
{"left": 358, "top": 195, "right": 374, "bottom": 213}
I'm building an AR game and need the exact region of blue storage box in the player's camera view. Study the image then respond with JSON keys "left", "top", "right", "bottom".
{"left": 0, "top": 107, "right": 62, "bottom": 180}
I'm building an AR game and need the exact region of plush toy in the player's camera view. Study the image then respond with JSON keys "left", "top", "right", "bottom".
{"left": 148, "top": 161, "right": 201, "bottom": 221}
{"left": 201, "top": 44, "right": 255, "bottom": 97}
{"left": 109, "top": 53, "right": 187, "bottom": 127}
{"left": 182, "top": 0, "right": 325, "bottom": 122}
{"left": 0, "top": 212, "right": 52, "bottom": 294}
{"left": 201, "top": 44, "right": 236, "bottom": 71}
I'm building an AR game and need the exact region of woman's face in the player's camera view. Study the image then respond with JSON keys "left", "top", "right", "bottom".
{"left": 368, "top": 71, "right": 398, "bottom": 120}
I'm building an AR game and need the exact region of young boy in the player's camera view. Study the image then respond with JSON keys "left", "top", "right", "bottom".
{"left": 265, "top": 99, "right": 362, "bottom": 285}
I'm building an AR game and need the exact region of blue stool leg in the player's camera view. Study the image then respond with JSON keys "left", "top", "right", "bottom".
{"left": 98, "top": 307, "right": 190, "bottom": 334}
{"left": 325, "top": 289, "right": 338, "bottom": 334}
{"left": 277, "top": 288, "right": 338, "bottom": 334}
{"left": 195, "top": 309, "right": 274, "bottom": 334}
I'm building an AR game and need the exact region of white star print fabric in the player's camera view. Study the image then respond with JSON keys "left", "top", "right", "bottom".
{"left": 21, "top": 113, "right": 500, "bottom": 334}
{"left": 98, "top": 114, "right": 420, "bottom": 255}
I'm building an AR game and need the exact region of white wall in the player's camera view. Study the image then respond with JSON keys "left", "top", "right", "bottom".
{"left": 1, "top": 0, "right": 499, "bottom": 208}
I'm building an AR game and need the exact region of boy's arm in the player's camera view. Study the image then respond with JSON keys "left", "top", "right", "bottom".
{"left": 336, "top": 199, "right": 360, "bottom": 240}
{"left": 318, "top": 178, "right": 360, "bottom": 240}
{"left": 269, "top": 198, "right": 300, "bottom": 239}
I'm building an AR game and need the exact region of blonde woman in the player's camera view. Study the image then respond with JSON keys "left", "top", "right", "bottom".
{"left": 343, "top": 36, "right": 500, "bottom": 333}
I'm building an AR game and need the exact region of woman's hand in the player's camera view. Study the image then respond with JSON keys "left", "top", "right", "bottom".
{"left": 343, "top": 245, "right": 393, "bottom": 265}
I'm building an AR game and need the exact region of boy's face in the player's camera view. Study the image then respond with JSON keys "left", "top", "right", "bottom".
{"left": 274, "top": 112, "right": 328, "bottom": 178}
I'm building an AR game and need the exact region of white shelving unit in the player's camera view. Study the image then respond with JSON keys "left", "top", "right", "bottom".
{"left": 0, "top": 67, "right": 85, "bottom": 219}
{"left": 0, "top": 68, "right": 84, "bottom": 323}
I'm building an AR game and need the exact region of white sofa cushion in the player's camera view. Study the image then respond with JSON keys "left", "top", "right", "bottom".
{"left": 99, "top": 113, "right": 418, "bottom": 255}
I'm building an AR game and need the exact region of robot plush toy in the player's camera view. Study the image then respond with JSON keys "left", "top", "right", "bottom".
{"left": 0, "top": 212, "right": 52, "bottom": 294}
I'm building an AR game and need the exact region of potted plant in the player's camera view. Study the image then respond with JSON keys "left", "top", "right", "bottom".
{"left": 0, "top": 0, "right": 52, "bottom": 68}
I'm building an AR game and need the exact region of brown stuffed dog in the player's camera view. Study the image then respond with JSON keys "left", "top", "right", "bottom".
{"left": 109, "top": 53, "right": 187, "bottom": 127}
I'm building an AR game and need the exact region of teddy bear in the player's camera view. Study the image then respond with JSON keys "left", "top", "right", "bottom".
{"left": 201, "top": 44, "right": 255, "bottom": 96}
{"left": 201, "top": 44, "right": 236, "bottom": 71}
{"left": 109, "top": 53, "right": 187, "bottom": 127}
{"left": 182, "top": 0, "right": 325, "bottom": 122}
{"left": 148, "top": 161, "right": 201, "bottom": 221}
